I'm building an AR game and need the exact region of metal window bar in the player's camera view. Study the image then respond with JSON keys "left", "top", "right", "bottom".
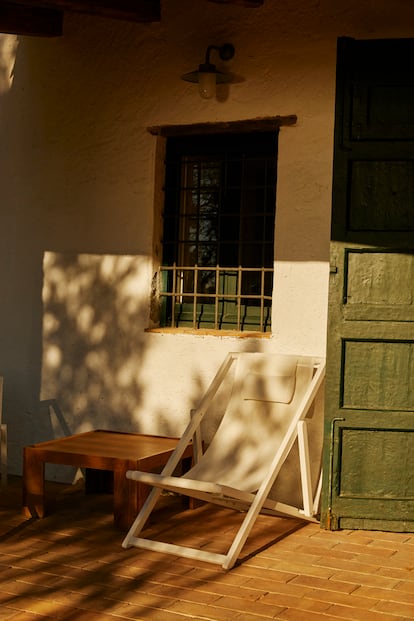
{"left": 236, "top": 265, "right": 242, "bottom": 330}
{"left": 160, "top": 264, "right": 273, "bottom": 332}
{"left": 260, "top": 266, "right": 265, "bottom": 329}
{"left": 214, "top": 264, "right": 220, "bottom": 329}
{"left": 193, "top": 267, "right": 198, "bottom": 328}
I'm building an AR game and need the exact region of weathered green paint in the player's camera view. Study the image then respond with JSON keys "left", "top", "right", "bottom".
{"left": 321, "top": 37, "right": 414, "bottom": 532}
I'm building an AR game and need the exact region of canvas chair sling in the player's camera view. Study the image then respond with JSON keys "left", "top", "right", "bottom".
{"left": 122, "top": 353, "right": 326, "bottom": 570}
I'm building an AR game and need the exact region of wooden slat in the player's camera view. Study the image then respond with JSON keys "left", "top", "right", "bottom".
{"left": 0, "top": 0, "right": 259, "bottom": 35}
{"left": 1, "top": 0, "right": 160, "bottom": 23}
{"left": 0, "top": 2, "right": 62, "bottom": 36}
{"left": 208, "top": 0, "right": 263, "bottom": 6}
{"left": 148, "top": 115, "right": 297, "bottom": 137}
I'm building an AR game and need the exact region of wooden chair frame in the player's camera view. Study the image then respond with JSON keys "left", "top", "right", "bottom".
{"left": 122, "top": 353, "right": 325, "bottom": 570}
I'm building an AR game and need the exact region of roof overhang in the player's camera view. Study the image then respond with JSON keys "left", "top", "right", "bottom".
{"left": 0, "top": 0, "right": 263, "bottom": 37}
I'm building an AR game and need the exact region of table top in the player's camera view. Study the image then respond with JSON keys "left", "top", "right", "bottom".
{"left": 25, "top": 430, "right": 187, "bottom": 460}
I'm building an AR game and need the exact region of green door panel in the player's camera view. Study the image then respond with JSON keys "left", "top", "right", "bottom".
{"left": 342, "top": 340, "right": 414, "bottom": 411}
{"left": 344, "top": 250, "right": 414, "bottom": 322}
{"left": 339, "top": 428, "right": 414, "bottom": 499}
{"left": 321, "top": 37, "right": 414, "bottom": 532}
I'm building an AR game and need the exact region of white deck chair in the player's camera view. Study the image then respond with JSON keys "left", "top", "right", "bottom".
{"left": 122, "top": 353, "right": 325, "bottom": 570}
{"left": 0, "top": 376, "right": 7, "bottom": 488}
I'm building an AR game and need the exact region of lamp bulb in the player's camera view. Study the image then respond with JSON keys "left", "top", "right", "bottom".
{"left": 198, "top": 72, "right": 216, "bottom": 99}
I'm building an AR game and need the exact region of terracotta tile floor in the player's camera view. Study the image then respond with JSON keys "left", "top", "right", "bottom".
{"left": 1, "top": 475, "right": 413, "bottom": 620}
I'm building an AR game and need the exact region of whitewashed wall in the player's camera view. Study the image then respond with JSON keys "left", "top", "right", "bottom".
{"left": 1, "top": 0, "right": 414, "bottom": 477}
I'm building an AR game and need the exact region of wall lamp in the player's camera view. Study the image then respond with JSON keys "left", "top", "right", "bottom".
{"left": 181, "top": 43, "right": 235, "bottom": 99}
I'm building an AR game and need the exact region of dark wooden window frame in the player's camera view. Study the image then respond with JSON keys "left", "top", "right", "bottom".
{"left": 148, "top": 116, "right": 297, "bottom": 334}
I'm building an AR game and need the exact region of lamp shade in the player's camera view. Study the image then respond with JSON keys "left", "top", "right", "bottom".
{"left": 181, "top": 43, "right": 235, "bottom": 99}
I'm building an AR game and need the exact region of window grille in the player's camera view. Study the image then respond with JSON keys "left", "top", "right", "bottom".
{"left": 160, "top": 131, "right": 278, "bottom": 332}
{"left": 160, "top": 264, "right": 273, "bottom": 331}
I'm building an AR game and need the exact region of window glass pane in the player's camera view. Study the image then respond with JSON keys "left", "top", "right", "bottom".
{"left": 200, "top": 161, "right": 220, "bottom": 188}
{"left": 223, "top": 188, "right": 242, "bottom": 214}
{"left": 220, "top": 214, "right": 240, "bottom": 241}
{"left": 266, "top": 158, "right": 277, "bottom": 184}
{"left": 178, "top": 216, "right": 198, "bottom": 242}
{"left": 177, "top": 270, "right": 194, "bottom": 294}
{"left": 161, "top": 130, "right": 278, "bottom": 331}
{"left": 219, "top": 270, "right": 238, "bottom": 296}
{"left": 198, "top": 270, "right": 216, "bottom": 295}
{"left": 178, "top": 240, "right": 197, "bottom": 266}
{"left": 264, "top": 270, "right": 273, "bottom": 298}
{"left": 241, "top": 215, "right": 265, "bottom": 244}
{"left": 219, "top": 242, "right": 238, "bottom": 266}
{"left": 241, "top": 188, "right": 266, "bottom": 214}
{"left": 241, "top": 272, "right": 262, "bottom": 297}
{"left": 239, "top": 243, "right": 265, "bottom": 267}
{"left": 264, "top": 214, "right": 275, "bottom": 240}
{"left": 199, "top": 192, "right": 219, "bottom": 214}
{"left": 198, "top": 243, "right": 217, "bottom": 266}
{"left": 243, "top": 157, "right": 268, "bottom": 187}
{"left": 263, "top": 243, "right": 274, "bottom": 266}
{"left": 198, "top": 216, "right": 218, "bottom": 243}
{"left": 226, "top": 159, "right": 243, "bottom": 187}
{"left": 265, "top": 186, "right": 276, "bottom": 208}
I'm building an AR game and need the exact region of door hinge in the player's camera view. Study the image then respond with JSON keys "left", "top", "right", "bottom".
{"left": 326, "top": 508, "right": 339, "bottom": 531}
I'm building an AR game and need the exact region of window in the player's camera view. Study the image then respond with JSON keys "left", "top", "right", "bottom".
{"left": 159, "top": 130, "right": 278, "bottom": 332}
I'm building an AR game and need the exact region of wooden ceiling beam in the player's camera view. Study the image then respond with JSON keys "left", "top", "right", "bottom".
{"left": 0, "top": 2, "right": 63, "bottom": 36}
{"left": 0, "top": 0, "right": 261, "bottom": 38}
{"left": 207, "top": 0, "right": 263, "bottom": 6}
{"left": 0, "top": 0, "right": 160, "bottom": 24}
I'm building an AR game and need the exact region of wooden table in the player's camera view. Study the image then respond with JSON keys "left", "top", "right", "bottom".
{"left": 22, "top": 430, "right": 193, "bottom": 530}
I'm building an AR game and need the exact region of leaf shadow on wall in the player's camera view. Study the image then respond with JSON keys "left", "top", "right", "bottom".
{"left": 39, "top": 251, "right": 151, "bottom": 454}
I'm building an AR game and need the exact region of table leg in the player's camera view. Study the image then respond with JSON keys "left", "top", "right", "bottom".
{"left": 22, "top": 447, "right": 46, "bottom": 518}
{"left": 113, "top": 459, "right": 139, "bottom": 530}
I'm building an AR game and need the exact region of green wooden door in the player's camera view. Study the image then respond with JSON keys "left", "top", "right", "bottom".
{"left": 321, "top": 37, "right": 414, "bottom": 531}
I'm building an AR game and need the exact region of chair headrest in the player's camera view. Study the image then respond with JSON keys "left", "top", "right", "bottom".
{"left": 242, "top": 371, "right": 296, "bottom": 404}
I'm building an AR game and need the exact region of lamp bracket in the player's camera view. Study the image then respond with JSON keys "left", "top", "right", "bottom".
{"left": 205, "top": 43, "right": 235, "bottom": 65}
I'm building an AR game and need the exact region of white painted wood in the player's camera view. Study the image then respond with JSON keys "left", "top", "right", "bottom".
{"left": 190, "top": 409, "right": 203, "bottom": 465}
{"left": 128, "top": 537, "right": 227, "bottom": 566}
{"left": 122, "top": 353, "right": 237, "bottom": 549}
{"left": 297, "top": 420, "right": 313, "bottom": 517}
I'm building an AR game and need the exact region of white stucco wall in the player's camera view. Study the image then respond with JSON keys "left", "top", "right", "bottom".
{"left": 1, "top": 0, "right": 414, "bottom": 478}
